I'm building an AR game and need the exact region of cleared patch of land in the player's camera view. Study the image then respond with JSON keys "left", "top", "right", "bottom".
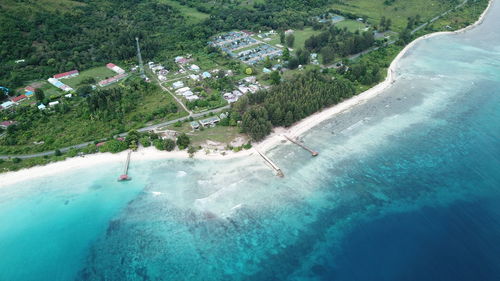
{"left": 331, "top": 0, "right": 455, "bottom": 31}
{"left": 292, "top": 27, "right": 323, "bottom": 50}
{"left": 334, "top": 19, "right": 368, "bottom": 32}
{"left": 166, "top": 122, "right": 244, "bottom": 146}
{"left": 64, "top": 67, "right": 117, "bottom": 88}
{"left": 159, "top": 0, "right": 210, "bottom": 22}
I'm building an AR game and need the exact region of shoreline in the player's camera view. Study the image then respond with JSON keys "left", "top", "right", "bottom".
{"left": 0, "top": 1, "right": 492, "bottom": 187}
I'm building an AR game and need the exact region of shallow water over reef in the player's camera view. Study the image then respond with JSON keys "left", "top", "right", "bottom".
{"left": 1, "top": 2, "right": 500, "bottom": 280}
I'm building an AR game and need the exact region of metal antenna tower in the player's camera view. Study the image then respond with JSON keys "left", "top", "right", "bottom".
{"left": 135, "top": 37, "right": 146, "bottom": 79}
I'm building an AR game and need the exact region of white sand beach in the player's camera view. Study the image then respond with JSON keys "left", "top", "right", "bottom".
{"left": 0, "top": 0, "right": 492, "bottom": 188}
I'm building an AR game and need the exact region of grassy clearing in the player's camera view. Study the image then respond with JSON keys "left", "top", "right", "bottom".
{"left": 159, "top": 0, "right": 209, "bottom": 22}
{"left": 331, "top": 0, "right": 455, "bottom": 31}
{"left": 38, "top": 80, "right": 63, "bottom": 98}
{"left": 427, "top": 0, "right": 489, "bottom": 31}
{"left": 64, "top": 66, "right": 117, "bottom": 88}
{"left": 334, "top": 19, "right": 368, "bottom": 32}
{"left": 291, "top": 28, "right": 323, "bottom": 50}
{"left": 167, "top": 122, "right": 244, "bottom": 146}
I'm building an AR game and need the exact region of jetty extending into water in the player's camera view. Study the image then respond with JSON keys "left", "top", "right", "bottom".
{"left": 256, "top": 149, "right": 284, "bottom": 177}
{"left": 118, "top": 150, "right": 132, "bottom": 181}
{"left": 284, "top": 135, "right": 319, "bottom": 157}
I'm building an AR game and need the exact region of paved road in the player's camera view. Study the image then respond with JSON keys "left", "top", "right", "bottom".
{"left": 0, "top": 103, "right": 230, "bottom": 160}
{"left": 0, "top": 0, "right": 472, "bottom": 160}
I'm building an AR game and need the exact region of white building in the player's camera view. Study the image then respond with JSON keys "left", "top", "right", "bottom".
{"left": 186, "top": 95, "right": 199, "bottom": 101}
{"left": 172, "top": 81, "right": 184, "bottom": 89}
{"left": 175, "top": 87, "right": 191, "bottom": 95}
{"left": 189, "top": 74, "right": 200, "bottom": 81}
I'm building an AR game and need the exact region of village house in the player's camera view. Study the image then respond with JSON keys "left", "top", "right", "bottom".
{"left": 106, "top": 63, "right": 125, "bottom": 74}
{"left": 0, "top": 121, "right": 16, "bottom": 129}
{"left": 172, "top": 81, "right": 184, "bottom": 89}
{"left": 53, "top": 70, "right": 79, "bottom": 79}
{"left": 202, "top": 72, "right": 212, "bottom": 79}
{"left": 1, "top": 101, "right": 15, "bottom": 109}
{"left": 199, "top": 116, "right": 220, "bottom": 127}
{"left": 190, "top": 121, "right": 200, "bottom": 130}
{"left": 11, "top": 95, "right": 27, "bottom": 103}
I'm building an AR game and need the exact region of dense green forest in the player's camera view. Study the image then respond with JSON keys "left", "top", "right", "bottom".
{"left": 233, "top": 70, "right": 355, "bottom": 141}
{"left": 0, "top": 78, "right": 183, "bottom": 154}
{"left": 0, "top": 0, "right": 333, "bottom": 88}
{"left": 305, "top": 27, "right": 375, "bottom": 64}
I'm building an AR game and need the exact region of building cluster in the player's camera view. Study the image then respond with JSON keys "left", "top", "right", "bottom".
{"left": 190, "top": 113, "right": 228, "bottom": 130}
{"left": 48, "top": 78, "right": 73, "bottom": 92}
{"left": 48, "top": 70, "right": 78, "bottom": 92}
{"left": 148, "top": 62, "right": 169, "bottom": 81}
{"left": 223, "top": 76, "right": 263, "bottom": 103}
{"left": 236, "top": 44, "right": 282, "bottom": 65}
{"left": 174, "top": 85, "right": 200, "bottom": 102}
{"left": 98, "top": 63, "right": 128, "bottom": 87}
{"left": 210, "top": 31, "right": 283, "bottom": 65}
{"left": 168, "top": 62, "right": 221, "bottom": 103}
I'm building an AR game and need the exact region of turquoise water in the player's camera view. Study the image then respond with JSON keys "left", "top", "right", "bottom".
{"left": 1, "top": 2, "right": 500, "bottom": 280}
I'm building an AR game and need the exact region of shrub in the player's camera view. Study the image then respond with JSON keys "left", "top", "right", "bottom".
{"left": 176, "top": 133, "right": 190, "bottom": 150}
{"left": 164, "top": 139, "right": 176, "bottom": 151}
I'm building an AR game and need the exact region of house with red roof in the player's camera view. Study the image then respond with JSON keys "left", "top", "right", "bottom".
{"left": 106, "top": 63, "right": 125, "bottom": 74}
{"left": 0, "top": 121, "right": 17, "bottom": 129}
{"left": 25, "top": 86, "right": 35, "bottom": 92}
{"left": 11, "top": 94, "right": 27, "bottom": 103}
{"left": 53, "top": 70, "right": 79, "bottom": 79}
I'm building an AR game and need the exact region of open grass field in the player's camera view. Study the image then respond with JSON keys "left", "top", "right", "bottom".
{"left": 292, "top": 27, "right": 323, "bottom": 50}
{"left": 331, "top": 0, "right": 456, "bottom": 31}
{"left": 159, "top": 0, "right": 209, "bottom": 22}
{"left": 37, "top": 80, "right": 64, "bottom": 98}
{"left": 63, "top": 66, "right": 118, "bottom": 88}
{"left": 334, "top": 19, "right": 369, "bottom": 32}
{"left": 168, "top": 122, "right": 244, "bottom": 146}
{"left": 428, "top": 0, "right": 489, "bottom": 31}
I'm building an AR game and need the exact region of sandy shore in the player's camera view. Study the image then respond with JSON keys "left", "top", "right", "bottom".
{"left": 0, "top": 1, "right": 492, "bottom": 187}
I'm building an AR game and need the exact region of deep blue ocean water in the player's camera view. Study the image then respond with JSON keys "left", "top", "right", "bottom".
{"left": 1, "top": 1, "right": 500, "bottom": 280}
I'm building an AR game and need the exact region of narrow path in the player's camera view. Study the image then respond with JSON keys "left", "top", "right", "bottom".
{"left": 154, "top": 74, "right": 192, "bottom": 115}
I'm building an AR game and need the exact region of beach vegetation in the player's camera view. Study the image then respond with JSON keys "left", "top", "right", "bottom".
{"left": 187, "top": 146, "right": 198, "bottom": 157}
{"left": 176, "top": 133, "right": 191, "bottom": 150}
{"left": 239, "top": 70, "right": 354, "bottom": 140}
{"left": 164, "top": 139, "right": 176, "bottom": 152}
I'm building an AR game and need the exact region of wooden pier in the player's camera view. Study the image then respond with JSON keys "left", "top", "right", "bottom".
{"left": 256, "top": 149, "right": 284, "bottom": 177}
{"left": 284, "top": 135, "right": 319, "bottom": 157}
{"left": 118, "top": 150, "right": 132, "bottom": 181}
